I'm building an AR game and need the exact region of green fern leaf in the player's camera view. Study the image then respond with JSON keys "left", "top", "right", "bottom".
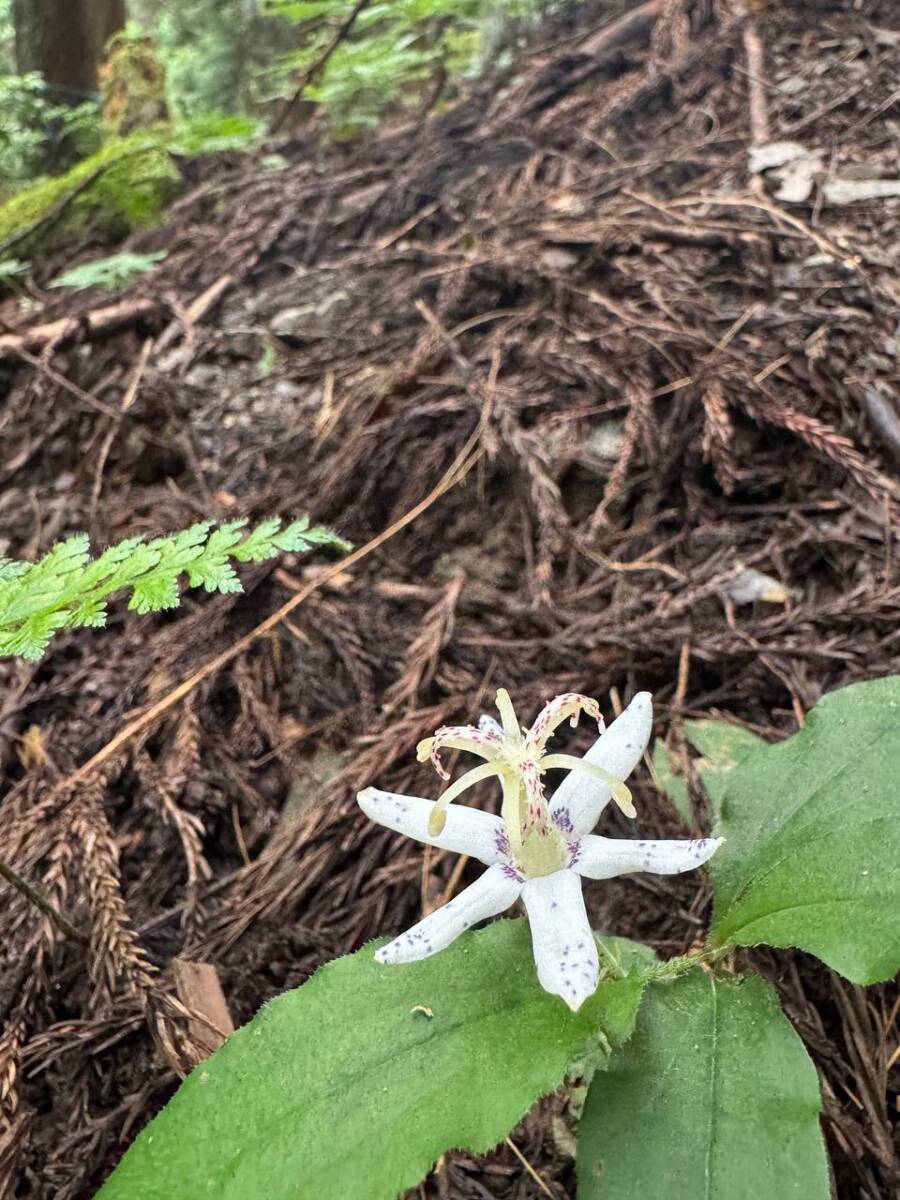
{"left": 2, "top": 611, "right": 71, "bottom": 660}
{"left": 229, "top": 516, "right": 283, "bottom": 562}
{"left": 67, "top": 597, "right": 109, "bottom": 628}
{"left": 0, "top": 516, "right": 349, "bottom": 660}
{"left": 0, "top": 559, "right": 30, "bottom": 583}
{"left": 128, "top": 574, "right": 182, "bottom": 614}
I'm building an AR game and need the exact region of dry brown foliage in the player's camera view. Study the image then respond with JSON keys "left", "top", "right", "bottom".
{"left": 0, "top": 0, "right": 898, "bottom": 1196}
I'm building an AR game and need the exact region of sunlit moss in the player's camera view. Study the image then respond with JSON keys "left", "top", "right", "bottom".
{"left": 0, "top": 131, "right": 181, "bottom": 253}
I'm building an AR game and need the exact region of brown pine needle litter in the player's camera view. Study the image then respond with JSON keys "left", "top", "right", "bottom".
{"left": 1, "top": 1, "right": 898, "bottom": 1196}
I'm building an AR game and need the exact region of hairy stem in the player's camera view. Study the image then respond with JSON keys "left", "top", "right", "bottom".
{"left": 643, "top": 943, "right": 731, "bottom": 982}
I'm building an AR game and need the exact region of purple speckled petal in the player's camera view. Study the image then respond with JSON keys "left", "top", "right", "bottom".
{"left": 549, "top": 692, "right": 652, "bottom": 838}
{"left": 521, "top": 869, "right": 599, "bottom": 1012}
{"left": 552, "top": 805, "right": 574, "bottom": 836}
{"left": 575, "top": 834, "right": 724, "bottom": 880}
{"left": 358, "top": 787, "right": 506, "bottom": 866}
{"left": 374, "top": 865, "right": 522, "bottom": 964}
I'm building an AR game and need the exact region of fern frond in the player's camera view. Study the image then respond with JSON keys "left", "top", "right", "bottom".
{"left": 0, "top": 516, "right": 351, "bottom": 661}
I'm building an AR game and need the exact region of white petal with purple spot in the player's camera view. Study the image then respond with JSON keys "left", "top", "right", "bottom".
{"left": 575, "top": 834, "right": 724, "bottom": 879}
{"left": 374, "top": 864, "right": 523, "bottom": 964}
{"left": 358, "top": 787, "right": 506, "bottom": 866}
{"left": 549, "top": 691, "right": 652, "bottom": 838}
{"left": 521, "top": 869, "right": 599, "bottom": 1012}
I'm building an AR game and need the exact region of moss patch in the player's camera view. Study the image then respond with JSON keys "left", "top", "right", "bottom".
{"left": 0, "top": 132, "right": 181, "bottom": 256}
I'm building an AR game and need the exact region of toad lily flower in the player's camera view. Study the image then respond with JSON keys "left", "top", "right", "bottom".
{"left": 358, "top": 690, "right": 723, "bottom": 1011}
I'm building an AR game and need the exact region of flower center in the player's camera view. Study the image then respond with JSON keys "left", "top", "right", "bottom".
{"left": 491, "top": 754, "right": 568, "bottom": 878}
{"left": 515, "top": 822, "right": 569, "bottom": 877}
{"left": 417, "top": 688, "right": 635, "bottom": 877}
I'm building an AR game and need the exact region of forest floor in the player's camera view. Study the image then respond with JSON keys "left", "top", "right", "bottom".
{"left": 0, "top": 1, "right": 898, "bottom": 1196}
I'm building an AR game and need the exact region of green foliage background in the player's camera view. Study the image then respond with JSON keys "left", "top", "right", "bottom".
{"left": 0, "top": 0, "right": 556, "bottom": 255}
{"left": 0, "top": 0, "right": 555, "bottom": 194}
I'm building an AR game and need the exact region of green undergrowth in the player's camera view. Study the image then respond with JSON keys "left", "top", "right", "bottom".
{"left": 0, "top": 131, "right": 181, "bottom": 257}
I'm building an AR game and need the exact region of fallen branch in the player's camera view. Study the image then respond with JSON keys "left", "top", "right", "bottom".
{"left": 154, "top": 272, "right": 234, "bottom": 359}
{"left": 0, "top": 297, "right": 159, "bottom": 360}
{"left": 578, "top": 0, "right": 664, "bottom": 57}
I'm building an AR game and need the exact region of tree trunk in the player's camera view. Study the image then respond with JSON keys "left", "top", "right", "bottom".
{"left": 12, "top": 0, "right": 126, "bottom": 100}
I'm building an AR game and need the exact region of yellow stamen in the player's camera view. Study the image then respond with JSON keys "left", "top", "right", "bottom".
{"left": 494, "top": 688, "right": 522, "bottom": 746}
{"left": 499, "top": 768, "right": 525, "bottom": 856}
{"left": 427, "top": 762, "right": 501, "bottom": 835}
{"left": 540, "top": 754, "right": 636, "bottom": 818}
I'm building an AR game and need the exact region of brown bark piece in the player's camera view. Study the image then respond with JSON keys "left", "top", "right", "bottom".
{"left": 172, "top": 959, "right": 235, "bottom": 1060}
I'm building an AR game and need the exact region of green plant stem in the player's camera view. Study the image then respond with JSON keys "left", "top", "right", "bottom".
{"left": 0, "top": 855, "right": 87, "bottom": 943}
{"left": 642, "top": 943, "right": 731, "bottom": 983}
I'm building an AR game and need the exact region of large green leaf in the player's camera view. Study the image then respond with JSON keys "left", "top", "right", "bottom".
{"left": 578, "top": 971, "right": 830, "bottom": 1200}
{"left": 684, "top": 718, "right": 766, "bottom": 824}
{"left": 98, "top": 920, "right": 647, "bottom": 1200}
{"left": 707, "top": 676, "right": 900, "bottom": 983}
{"left": 651, "top": 740, "right": 694, "bottom": 826}
{"left": 684, "top": 719, "right": 766, "bottom": 765}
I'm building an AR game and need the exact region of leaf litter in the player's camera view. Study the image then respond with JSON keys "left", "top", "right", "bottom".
{"left": 0, "top": 0, "right": 898, "bottom": 1196}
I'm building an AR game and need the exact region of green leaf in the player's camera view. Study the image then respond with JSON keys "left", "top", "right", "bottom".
{"left": 173, "top": 113, "right": 263, "bottom": 156}
{"left": 186, "top": 521, "right": 246, "bottom": 593}
{"left": 596, "top": 934, "right": 658, "bottom": 977}
{"left": 651, "top": 740, "right": 693, "bottom": 826}
{"left": 228, "top": 515, "right": 284, "bottom": 562}
{"left": 0, "top": 516, "right": 348, "bottom": 660}
{"left": 578, "top": 970, "right": 830, "bottom": 1200}
{"left": 278, "top": 515, "right": 352, "bottom": 553}
{"left": 98, "top": 920, "right": 648, "bottom": 1200}
{"left": 708, "top": 677, "right": 900, "bottom": 983}
{"left": 684, "top": 717, "right": 765, "bottom": 765}
{"left": 48, "top": 250, "right": 167, "bottom": 292}
{"left": 0, "top": 559, "right": 29, "bottom": 583}
{"left": 0, "top": 610, "right": 70, "bottom": 660}
{"left": 685, "top": 718, "right": 766, "bottom": 824}
{"left": 66, "top": 597, "right": 108, "bottom": 628}
{"left": 0, "top": 535, "right": 90, "bottom": 624}
{"left": 128, "top": 573, "right": 181, "bottom": 613}
{"left": 0, "top": 257, "right": 29, "bottom": 279}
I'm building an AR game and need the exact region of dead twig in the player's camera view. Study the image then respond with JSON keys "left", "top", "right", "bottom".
{"left": 0, "top": 854, "right": 86, "bottom": 944}
{"left": 0, "top": 298, "right": 159, "bottom": 361}
{"left": 740, "top": 3, "right": 770, "bottom": 193}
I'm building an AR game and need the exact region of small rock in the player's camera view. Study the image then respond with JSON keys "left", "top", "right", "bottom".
{"left": 727, "top": 568, "right": 791, "bottom": 605}
{"left": 778, "top": 74, "right": 808, "bottom": 96}
{"left": 773, "top": 152, "right": 826, "bottom": 203}
{"left": 269, "top": 290, "right": 352, "bottom": 340}
{"left": 547, "top": 190, "right": 587, "bottom": 215}
{"left": 583, "top": 420, "right": 626, "bottom": 461}
{"left": 185, "top": 363, "right": 221, "bottom": 388}
{"left": 539, "top": 247, "right": 579, "bottom": 270}
{"left": 822, "top": 178, "right": 900, "bottom": 205}
{"left": 748, "top": 141, "right": 811, "bottom": 172}
{"left": 226, "top": 330, "right": 264, "bottom": 359}
{"left": 274, "top": 380, "right": 305, "bottom": 401}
